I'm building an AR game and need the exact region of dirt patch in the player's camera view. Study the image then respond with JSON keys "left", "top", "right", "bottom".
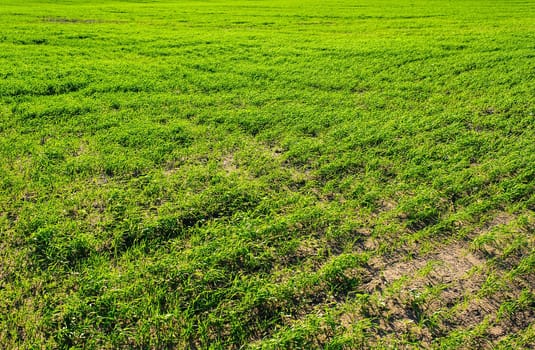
{"left": 369, "top": 243, "right": 484, "bottom": 289}
{"left": 379, "top": 199, "right": 397, "bottom": 212}
{"left": 337, "top": 242, "right": 490, "bottom": 344}
{"left": 163, "top": 158, "right": 186, "bottom": 176}
{"left": 221, "top": 154, "right": 237, "bottom": 173}
{"left": 474, "top": 212, "right": 515, "bottom": 235}
{"left": 73, "top": 141, "right": 87, "bottom": 157}
{"left": 452, "top": 297, "right": 501, "bottom": 329}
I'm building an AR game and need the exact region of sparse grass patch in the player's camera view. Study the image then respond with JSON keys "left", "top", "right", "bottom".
{"left": 1, "top": 0, "right": 534, "bottom": 348}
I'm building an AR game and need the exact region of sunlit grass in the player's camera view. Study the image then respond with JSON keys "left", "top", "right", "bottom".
{"left": 1, "top": 0, "right": 534, "bottom": 348}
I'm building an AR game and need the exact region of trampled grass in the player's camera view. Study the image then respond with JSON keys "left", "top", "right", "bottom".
{"left": 1, "top": 0, "right": 534, "bottom": 348}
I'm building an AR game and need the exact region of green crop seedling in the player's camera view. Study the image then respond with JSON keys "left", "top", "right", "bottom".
{"left": 0, "top": 0, "right": 533, "bottom": 348}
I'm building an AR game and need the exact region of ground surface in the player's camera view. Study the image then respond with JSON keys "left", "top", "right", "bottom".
{"left": 1, "top": 0, "right": 534, "bottom": 348}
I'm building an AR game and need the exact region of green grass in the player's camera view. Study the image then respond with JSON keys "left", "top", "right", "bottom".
{"left": 1, "top": 0, "right": 534, "bottom": 348}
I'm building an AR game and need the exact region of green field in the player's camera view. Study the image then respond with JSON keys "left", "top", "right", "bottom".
{"left": 1, "top": 0, "right": 534, "bottom": 348}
